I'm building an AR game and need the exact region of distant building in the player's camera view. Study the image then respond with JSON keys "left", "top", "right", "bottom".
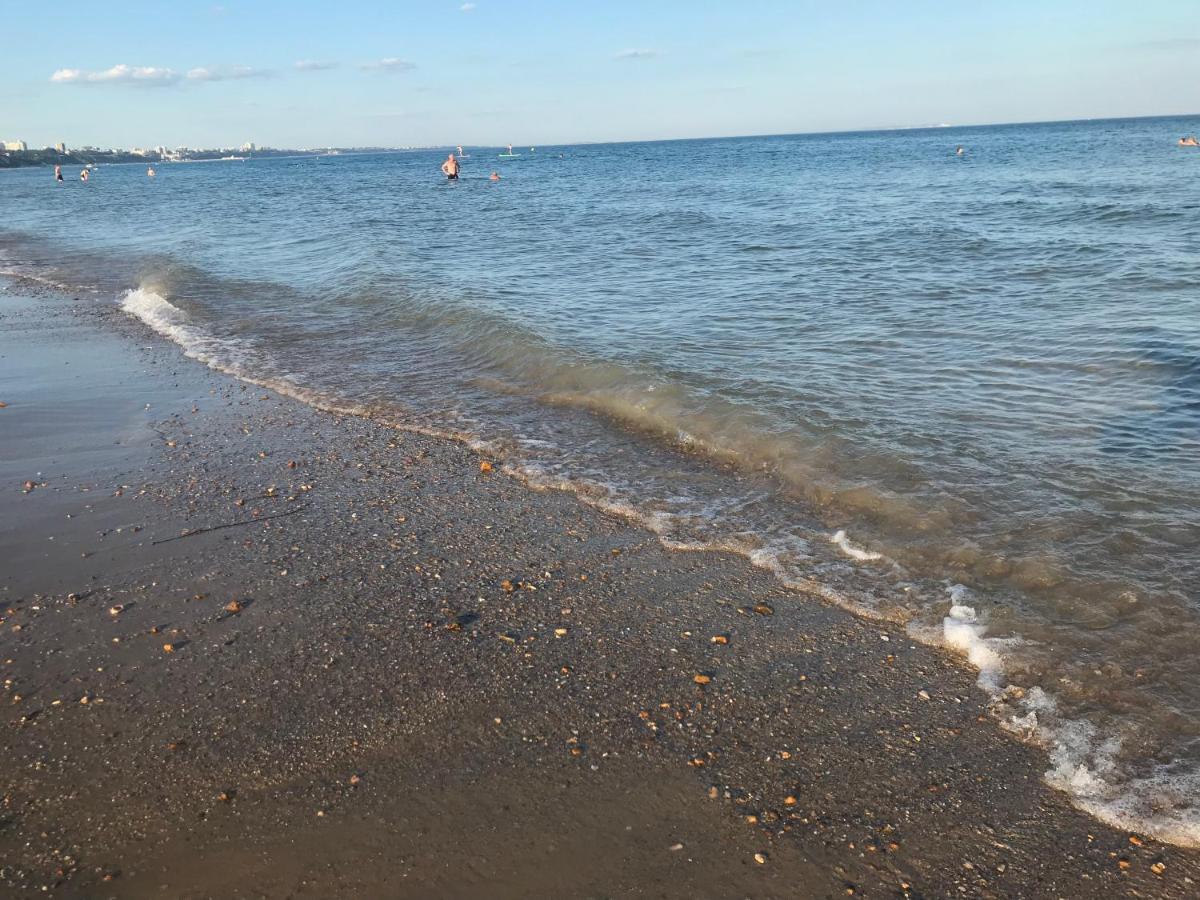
{"left": 241, "top": 142, "right": 256, "bottom": 153}
{"left": 54, "top": 142, "right": 66, "bottom": 153}
{"left": 2, "top": 140, "right": 27, "bottom": 152}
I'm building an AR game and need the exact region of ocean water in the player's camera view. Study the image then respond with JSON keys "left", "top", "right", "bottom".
{"left": 3, "top": 116, "right": 1200, "bottom": 844}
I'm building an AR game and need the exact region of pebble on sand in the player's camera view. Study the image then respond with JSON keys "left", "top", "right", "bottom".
{"left": 753, "top": 852, "right": 767, "bottom": 864}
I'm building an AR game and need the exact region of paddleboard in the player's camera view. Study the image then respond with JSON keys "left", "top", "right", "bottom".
{"left": 498, "top": 153, "right": 521, "bottom": 159}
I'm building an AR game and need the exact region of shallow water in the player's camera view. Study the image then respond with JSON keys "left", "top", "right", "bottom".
{"left": 3, "top": 115, "right": 1200, "bottom": 843}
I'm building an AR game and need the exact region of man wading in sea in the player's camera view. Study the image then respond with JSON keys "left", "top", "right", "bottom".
{"left": 441, "top": 152, "right": 460, "bottom": 181}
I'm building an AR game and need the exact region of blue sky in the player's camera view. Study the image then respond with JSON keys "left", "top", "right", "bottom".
{"left": 2, "top": 0, "right": 1197, "bottom": 149}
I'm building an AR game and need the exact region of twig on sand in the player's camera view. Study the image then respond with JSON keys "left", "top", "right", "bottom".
{"left": 151, "top": 505, "right": 308, "bottom": 545}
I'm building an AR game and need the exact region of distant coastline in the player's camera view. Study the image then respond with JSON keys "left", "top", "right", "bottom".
{"left": 0, "top": 146, "right": 417, "bottom": 169}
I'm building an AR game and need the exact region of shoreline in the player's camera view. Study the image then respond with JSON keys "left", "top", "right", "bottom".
{"left": 2, "top": 281, "right": 1197, "bottom": 897}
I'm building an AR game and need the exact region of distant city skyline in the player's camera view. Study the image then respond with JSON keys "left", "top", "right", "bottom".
{"left": 2, "top": 1, "right": 1198, "bottom": 150}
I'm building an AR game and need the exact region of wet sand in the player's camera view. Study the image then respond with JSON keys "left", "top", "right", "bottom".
{"left": 2, "top": 282, "right": 1197, "bottom": 899}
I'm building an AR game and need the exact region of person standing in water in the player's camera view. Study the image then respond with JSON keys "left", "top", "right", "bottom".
{"left": 147, "top": 166, "right": 156, "bottom": 177}
{"left": 441, "top": 152, "right": 460, "bottom": 181}
{"left": 54, "top": 165, "right": 63, "bottom": 182}
{"left": 80, "top": 168, "right": 89, "bottom": 182}
{"left": 956, "top": 146, "right": 965, "bottom": 156}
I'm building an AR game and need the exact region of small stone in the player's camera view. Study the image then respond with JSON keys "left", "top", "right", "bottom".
{"left": 554, "top": 627, "right": 568, "bottom": 637}
{"left": 162, "top": 643, "right": 175, "bottom": 654}
{"left": 711, "top": 635, "right": 729, "bottom": 645}
{"left": 1151, "top": 861, "right": 1165, "bottom": 875}
{"left": 108, "top": 605, "right": 124, "bottom": 616}
{"left": 479, "top": 460, "right": 494, "bottom": 473}
{"left": 217, "top": 791, "right": 233, "bottom": 802}
{"left": 1118, "top": 859, "right": 1131, "bottom": 870}
{"left": 500, "top": 579, "right": 514, "bottom": 592}
{"left": 753, "top": 852, "right": 767, "bottom": 865}
{"left": 918, "top": 690, "right": 931, "bottom": 701}
{"left": 752, "top": 603, "right": 774, "bottom": 616}
{"left": 784, "top": 795, "right": 797, "bottom": 806}
{"left": 22, "top": 480, "right": 36, "bottom": 492}
{"left": 708, "top": 786, "right": 719, "bottom": 799}
{"left": 1129, "top": 835, "right": 1144, "bottom": 846}
{"left": 669, "top": 842, "right": 684, "bottom": 851}
{"left": 349, "top": 774, "right": 361, "bottom": 786}
{"left": 693, "top": 674, "right": 712, "bottom": 685}
{"left": 745, "top": 814, "right": 758, "bottom": 824}
{"left": 224, "top": 600, "right": 243, "bottom": 613}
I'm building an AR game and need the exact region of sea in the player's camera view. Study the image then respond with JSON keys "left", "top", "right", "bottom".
{"left": 2, "top": 115, "right": 1199, "bottom": 845}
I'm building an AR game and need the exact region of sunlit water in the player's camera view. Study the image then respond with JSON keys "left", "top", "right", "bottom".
{"left": 3, "top": 115, "right": 1200, "bottom": 843}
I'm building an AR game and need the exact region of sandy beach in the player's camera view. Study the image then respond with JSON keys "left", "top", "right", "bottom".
{"left": 2, "top": 281, "right": 1197, "bottom": 899}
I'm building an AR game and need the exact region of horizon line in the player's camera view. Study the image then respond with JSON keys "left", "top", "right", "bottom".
{"left": 7, "top": 110, "right": 1198, "bottom": 155}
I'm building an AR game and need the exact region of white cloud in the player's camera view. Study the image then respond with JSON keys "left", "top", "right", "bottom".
{"left": 615, "top": 49, "right": 660, "bottom": 60}
{"left": 295, "top": 60, "right": 338, "bottom": 71}
{"left": 461, "top": 3, "right": 477, "bottom": 11}
{"left": 51, "top": 64, "right": 180, "bottom": 84}
{"left": 362, "top": 57, "right": 417, "bottom": 72}
{"left": 186, "top": 65, "right": 269, "bottom": 81}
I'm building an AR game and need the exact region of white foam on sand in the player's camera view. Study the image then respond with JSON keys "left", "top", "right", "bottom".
{"left": 926, "top": 584, "right": 1200, "bottom": 848}
{"left": 830, "top": 529, "right": 884, "bottom": 562}
{"left": 121, "top": 287, "right": 372, "bottom": 418}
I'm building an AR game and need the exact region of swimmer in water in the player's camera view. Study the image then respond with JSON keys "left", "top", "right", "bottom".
{"left": 54, "top": 165, "right": 63, "bottom": 182}
{"left": 80, "top": 168, "right": 89, "bottom": 182}
{"left": 489, "top": 171, "right": 500, "bottom": 181}
{"left": 441, "top": 152, "right": 460, "bottom": 181}
{"left": 147, "top": 166, "right": 156, "bottom": 177}
{"left": 956, "top": 146, "right": 964, "bottom": 156}
{"left": 1179, "top": 136, "right": 1199, "bottom": 147}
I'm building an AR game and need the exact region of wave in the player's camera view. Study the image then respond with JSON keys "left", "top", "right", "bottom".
{"left": 928, "top": 587, "right": 1200, "bottom": 847}
{"left": 114, "top": 280, "right": 1200, "bottom": 849}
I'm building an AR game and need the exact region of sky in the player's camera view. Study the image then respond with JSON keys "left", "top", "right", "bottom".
{"left": 2, "top": 0, "right": 1198, "bottom": 150}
